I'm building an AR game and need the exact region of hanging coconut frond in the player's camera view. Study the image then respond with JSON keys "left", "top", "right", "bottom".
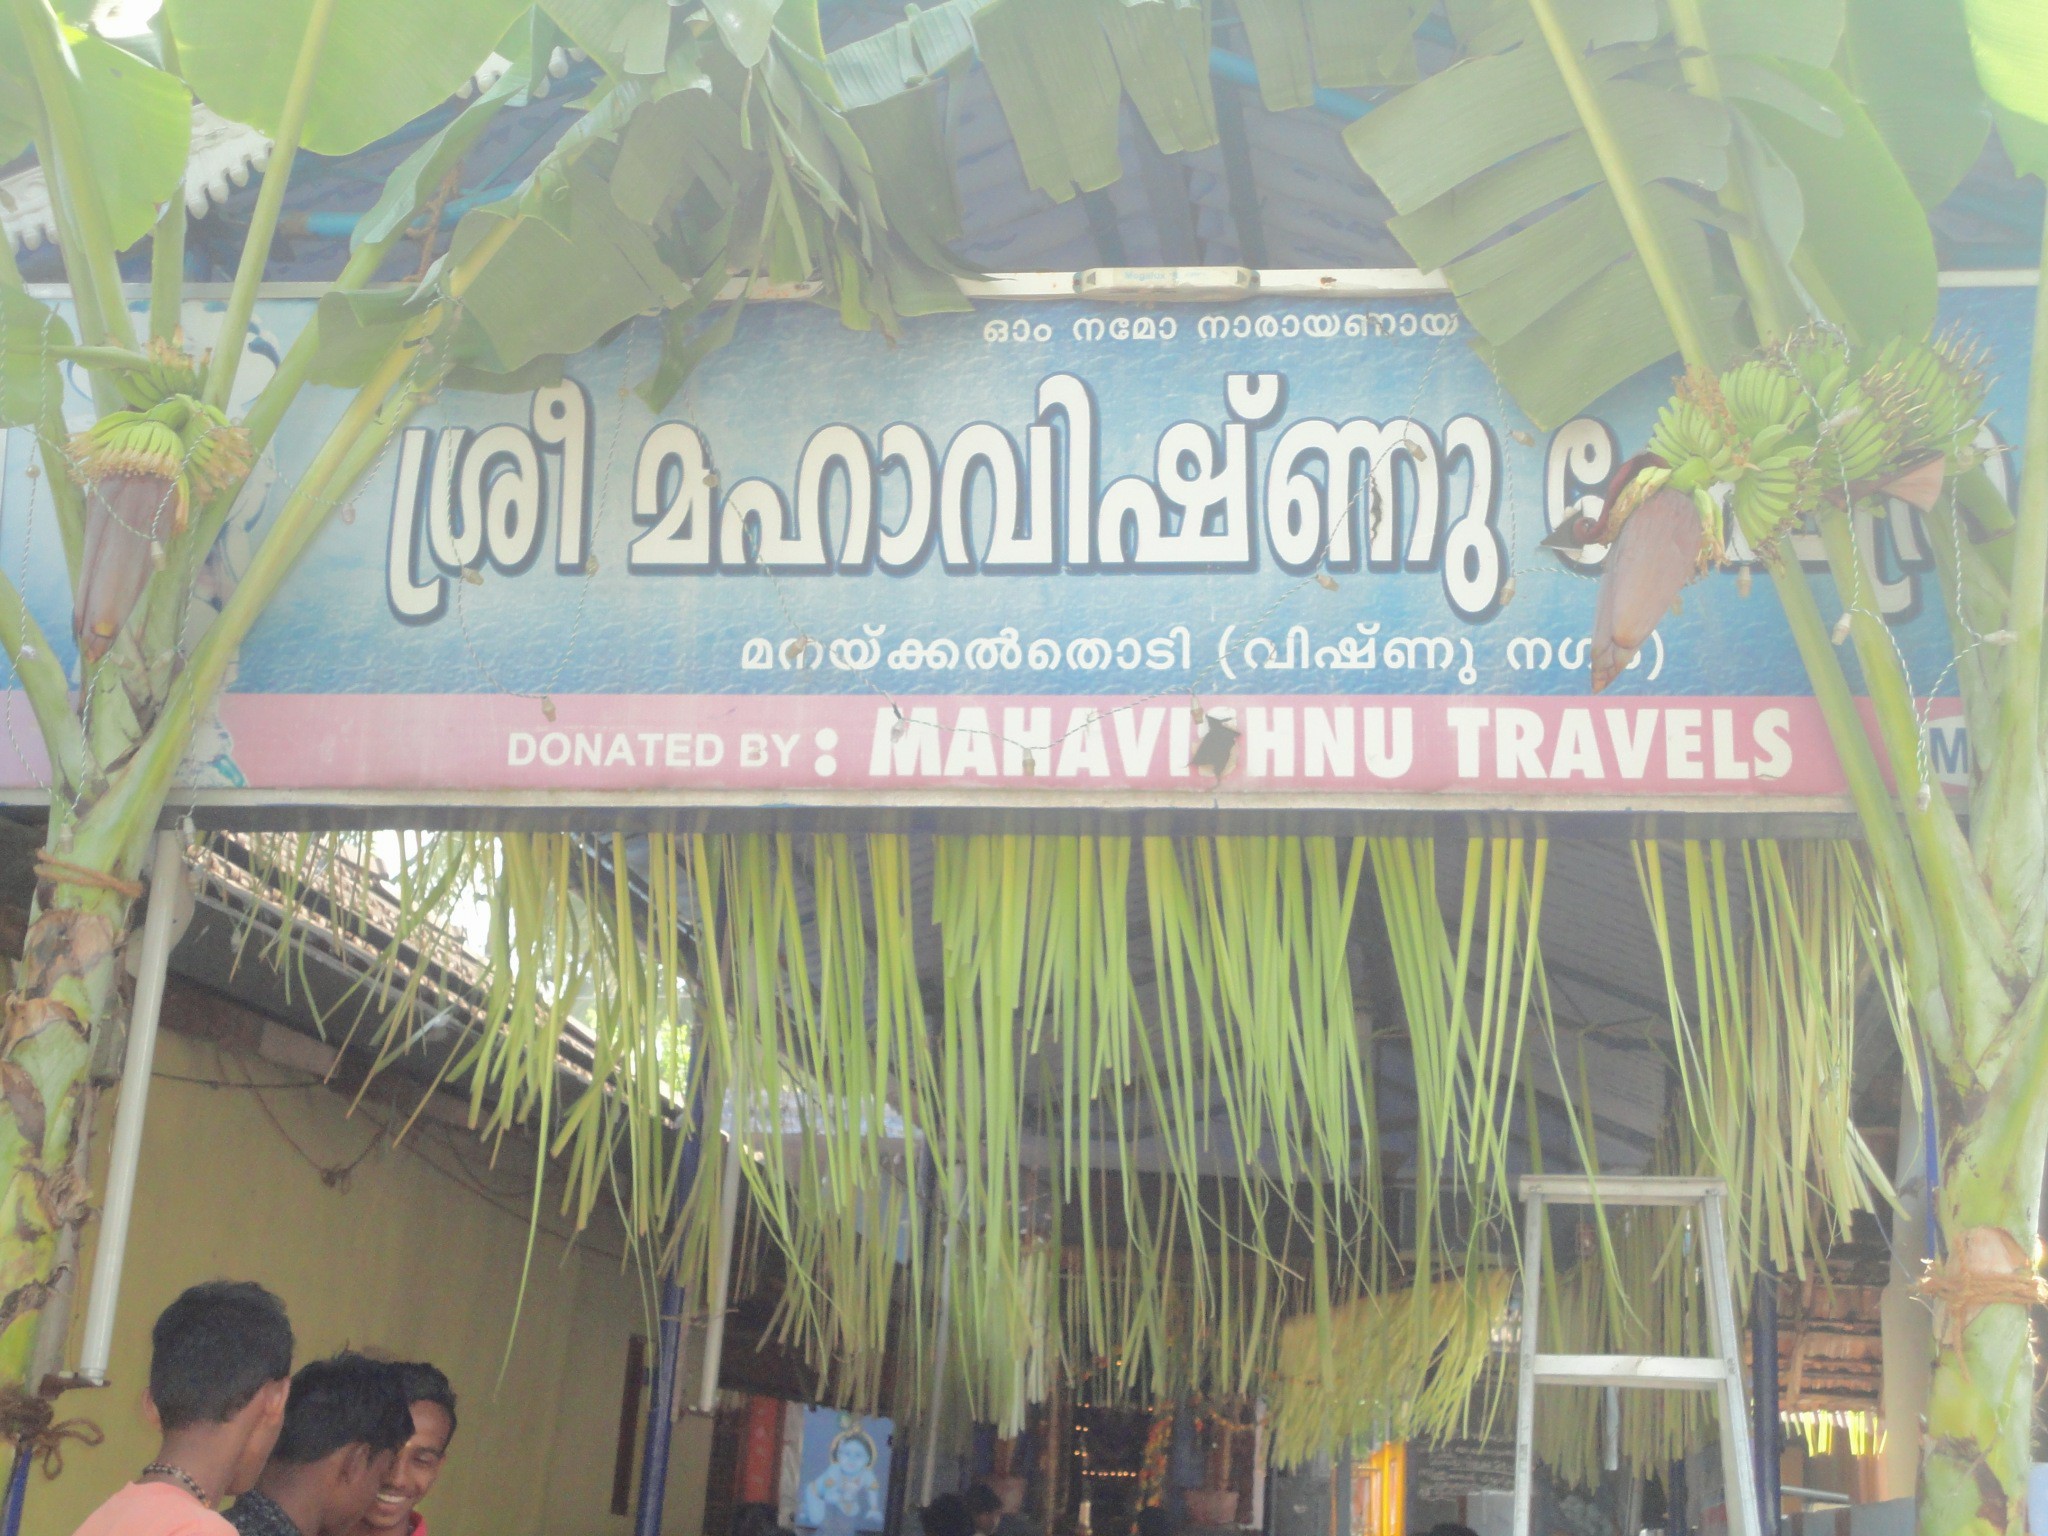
{"left": 1267, "top": 1271, "right": 1513, "bottom": 1469}
{"left": 217, "top": 826, "right": 1915, "bottom": 1473}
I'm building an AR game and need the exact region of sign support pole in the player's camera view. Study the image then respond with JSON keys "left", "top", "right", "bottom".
{"left": 696, "top": 1114, "right": 745, "bottom": 1414}
{"left": 635, "top": 1101, "right": 705, "bottom": 1536}
{"left": 918, "top": 1205, "right": 957, "bottom": 1507}
{"left": 76, "top": 832, "right": 187, "bottom": 1383}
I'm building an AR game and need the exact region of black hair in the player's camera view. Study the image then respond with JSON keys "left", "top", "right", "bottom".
{"left": 1134, "top": 1508, "right": 1175, "bottom": 1536}
{"left": 1427, "top": 1524, "right": 1482, "bottom": 1536}
{"left": 966, "top": 1485, "right": 1004, "bottom": 1517}
{"left": 391, "top": 1360, "right": 458, "bottom": 1445}
{"left": 922, "top": 1495, "right": 977, "bottom": 1536}
{"left": 149, "top": 1281, "right": 294, "bottom": 1430}
{"left": 270, "top": 1353, "right": 414, "bottom": 1465}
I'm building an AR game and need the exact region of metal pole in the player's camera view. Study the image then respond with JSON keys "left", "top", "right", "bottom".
{"left": 1751, "top": 1271, "right": 1780, "bottom": 1536}
{"left": 696, "top": 1121, "right": 744, "bottom": 1414}
{"left": 635, "top": 1114, "right": 705, "bottom": 1536}
{"left": 76, "top": 833, "right": 185, "bottom": 1384}
{"left": 917, "top": 1218, "right": 956, "bottom": 1506}
{"left": 0, "top": 1445, "right": 28, "bottom": 1536}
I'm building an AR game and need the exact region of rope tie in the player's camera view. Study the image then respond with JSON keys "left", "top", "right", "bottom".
{"left": 0, "top": 1386, "right": 103, "bottom": 1479}
{"left": 33, "top": 857, "right": 144, "bottom": 902}
{"left": 1915, "top": 1226, "right": 2048, "bottom": 1354}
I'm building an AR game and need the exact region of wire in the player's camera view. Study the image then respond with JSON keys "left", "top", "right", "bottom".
{"left": 153, "top": 1069, "right": 330, "bottom": 1091}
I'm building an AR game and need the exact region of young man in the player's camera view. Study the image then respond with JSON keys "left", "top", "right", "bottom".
{"left": 71, "top": 1281, "right": 295, "bottom": 1536}
{"left": 344, "top": 1361, "right": 456, "bottom": 1536}
{"left": 225, "top": 1354, "right": 413, "bottom": 1536}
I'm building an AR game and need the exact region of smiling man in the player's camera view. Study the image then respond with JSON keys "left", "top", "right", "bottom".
{"left": 226, "top": 1354, "right": 412, "bottom": 1536}
{"left": 342, "top": 1363, "right": 456, "bottom": 1536}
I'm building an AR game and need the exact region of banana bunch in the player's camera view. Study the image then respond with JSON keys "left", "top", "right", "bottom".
{"left": 1865, "top": 331, "right": 1986, "bottom": 466}
{"left": 109, "top": 335, "right": 208, "bottom": 411}
{"left": 68, "top": 393, "right": 252, "bottom": 534}
{"left": 1640, "top": 327, "right": 1988, "bottom": 558}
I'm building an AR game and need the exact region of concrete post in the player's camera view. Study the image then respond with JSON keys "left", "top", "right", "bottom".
{"left": 1880, "top": 1082, "right": 1934, "bottom": 1502}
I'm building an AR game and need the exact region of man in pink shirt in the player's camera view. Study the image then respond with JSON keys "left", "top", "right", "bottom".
{"left": 71, "top": 1281, "right": 295, "bottom": 1536}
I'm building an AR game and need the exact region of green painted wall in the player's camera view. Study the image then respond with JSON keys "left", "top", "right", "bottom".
{"left": 32, "top": 1028, "right": 712, "bottom": 1536}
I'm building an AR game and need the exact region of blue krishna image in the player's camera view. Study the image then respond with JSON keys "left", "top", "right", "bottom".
{"left": 793, "top": 1410, "right": 894, "bottom": 1536}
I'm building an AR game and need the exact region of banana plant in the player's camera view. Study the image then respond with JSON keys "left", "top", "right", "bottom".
{"left": 0, "top": 0, "right": 963, "bottom": 1402}
{"left": 1341, "top": 0, "right": 2048, "bottom": 1528}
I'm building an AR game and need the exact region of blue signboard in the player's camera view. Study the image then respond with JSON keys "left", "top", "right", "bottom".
{"left": 0, "top": 278, "right": 2029, "bottom": 809}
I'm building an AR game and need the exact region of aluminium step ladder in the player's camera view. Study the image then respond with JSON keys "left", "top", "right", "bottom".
{"left": 1511, "top": 1175, "right": 1762, "bottom": 1536}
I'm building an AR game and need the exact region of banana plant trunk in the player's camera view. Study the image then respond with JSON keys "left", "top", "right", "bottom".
{"left": 1919, "top": 1004, "right": 2048, "bottom": 1536}
{"left": 0, "top": 855, "right": 137, "bottom": 1388}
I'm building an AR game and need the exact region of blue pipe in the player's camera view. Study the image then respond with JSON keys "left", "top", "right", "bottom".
{"left": 633, "top": 1117, "right": 706, "bottom": 1536}
{"left": 1, "top": 1443, "right": 29, "bottom": 1536}
{"left": 1751, "top": 1271, "right": 1780, "bottom": 1534}
{"left": 1207, "top": 47, "right": 1371, "bottom": 123}
{"left": 296, "top": 180, "right": 525, "bottom": 240}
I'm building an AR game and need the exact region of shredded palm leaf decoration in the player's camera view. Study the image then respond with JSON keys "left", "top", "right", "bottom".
{"left": 228, "top": 829, "right": 1910, "bottom": 1477}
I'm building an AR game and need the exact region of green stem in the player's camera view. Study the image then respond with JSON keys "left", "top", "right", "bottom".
{"left": 86, "top": 208, "right": 520, "bottom": 868}
{"left": 0, "top": 569, "right": 83, "bottom": 794}
{"left": 31, "top": 130, "right": 120, "bottom": 421}
{"left": 51, "top": 344, "right": 152, "bottom": 372}
{"left": 10, "top": 0, "right": 135, "bottom": 354}
{"left": 149, "top": 190, "right": 187, "bottom": 345}
{"left": 238, "top": 237, "right": 401, "bottom": 459}
{"left": 160, "top": 234, "right": 406, "bottom": 666}
{"left": 31, "top": 391, "right": 85, "bottom": 586}
{"left": 1524, "top": 0, "right": 1713, "bottom": 369}
{"left": 1999, "top": 201, "right": 2048, "bottom": 784}
{"left": 1813, "top": 509, "right": 2012, "bottom": 990}
{"left": 80, "top": 364, "right": 415, "bottom": 871}
{"left": 1662, "top": 0, "right": 1798, "bottom": 342}
{"left": 1766, "top": 558, "right": 1951, "bottom": 1058}
{"left": 203, "top": 0, "right": 339, "bottom": 411}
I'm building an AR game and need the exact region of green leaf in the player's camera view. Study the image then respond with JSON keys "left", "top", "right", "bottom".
{"left": 1842, "top": 0, "right": 1989, "bottom": 206}
{"left": 1345, "top": 47, "right": 1579, "bottom": 213}
{"left": 1346, "top": 47, "right": 1693, "bottom": 215}
{"left": 1716, "top": 58, "right": 1839, "bottom": 137}
{"left": 971, "top": 0, "right": 1125, "bottom": 201}
{"left": 851, "top": 85, "right": 970, "bottom": 270}
{"left": 307, "top": 288, "right": 422, "bottom": 387}
{"left": 1097, "top": 0, "right": 1216, "bottom": 156}
{"left": 1387, "top": 137, "right": 1599, "bottom": 272}
{"left": 444, "top": 353, "right": 567, "bottom": 392}
{"left": 707, "top": 0, "right": 786, "bottom": 68}
{"left": 165, "top": 0, "right": 528, "bottom": 156}
{"left": 1442, "top": 0, "right": 1656, "bottom": 55}
{"left": 1236, "top": 0, "right": 1434, "bottom": 110}
{"left": 826, "top": 0, "right": 990, "bottom": 110}
{"left": 1700, "top": 0, "right": 1843, "bottom": 67}
{"left": 1474, "top": 203, "right": 1723, "bottom": 428}
{"left": 640, "top": 272, "right": 737, "bottom": 409}
{"left": 67, "top": 33, "right": 192, "bottom": 252}
{"left": 0, "top": 22, "right": 192, "bottom": 250}
{"left": 610, "top": 89, "right": 747, "bottom": 225}
{"left": 1445, "top": 182, "right": 1716, "bottom": 347}
{"left": 352, "top": 62, "right": 525, "bottom": 252}
{"left": 0, "top": 283, "right": 72, "bottom": 430}
{"left": 1995, "top": 105, "right": 2048, "bottom": 181}
{"left": 538, "top": 0, "right": 664, "bottom": 73}
{"left": 1737, "top": 64, "right": 1936, "bottom": 347}
{"left": 1963, "top": 0, "right": 2048, "bottom": 126}
{"left": 446, "top": 155, "right": 693, "bottom": 373}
